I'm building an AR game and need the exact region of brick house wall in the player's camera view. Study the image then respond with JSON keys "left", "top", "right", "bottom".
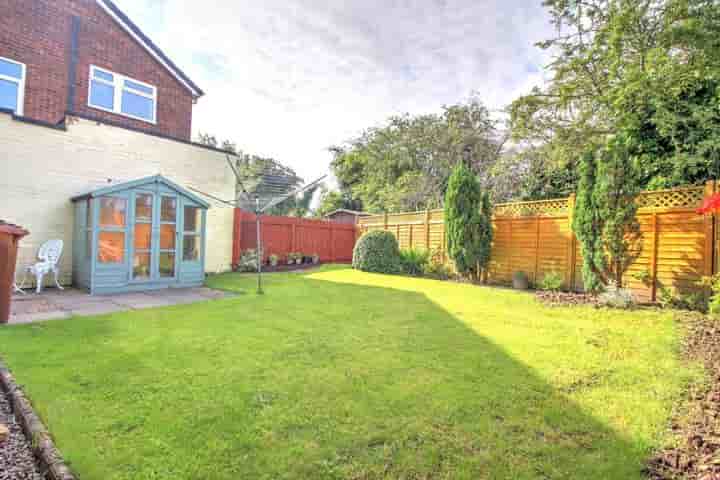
{"left": 0, "top": 0, "right": 196, "bottom": 140}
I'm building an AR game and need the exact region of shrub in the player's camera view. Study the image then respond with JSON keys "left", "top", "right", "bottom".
{"left": 658, "top": 285, "right": 708, "bottom": 313}
{"left": 598, "top": 282, "right": 635, "bottom": 309}
{"left": 419, "top": 247, "right": 451, "bottom": 280}
{"left": 424, "top": 261, "right": 452, "bottom": 280}
{"left": 399, "top": 248, "right": 429, "bottom": 276}
{"left": 707, "top": 273, "right": 720, "bottom": 317}
{"left": 235, "top": 248, "right": 261, "bottom": 272}
{"left": 539, "top": 271, "right": 563, "bottom": 292}
{"left": 352, "top": 231, "right": 402, "bottom": 274}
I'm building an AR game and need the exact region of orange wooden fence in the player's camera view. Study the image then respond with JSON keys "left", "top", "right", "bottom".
{"left": 233, "top": 209, "right": 358, "bottom": 265}
{"left": 358, "top": 182, "right": 718, "bottom": 302}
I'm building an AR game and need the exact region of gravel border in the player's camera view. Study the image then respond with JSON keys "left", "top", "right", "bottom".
{"left": 0, "top": 383, "right": 43, "bottom": 480}
{"left": 0, "top": 360, "right": 76, "bottom": 480}
{"left": 646, "top": 313, "right": 720, "bottom": 479}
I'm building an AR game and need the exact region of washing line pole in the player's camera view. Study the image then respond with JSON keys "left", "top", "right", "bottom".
{"left": 255, "top": 196, "right": 263, "bottom": 295}
{"left": 188, "top": 156, "right": 326, "bottom": 295}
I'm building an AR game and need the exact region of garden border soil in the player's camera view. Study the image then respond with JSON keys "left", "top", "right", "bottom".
{"left": 0, "top": 359, "right": 76, "bottom": 480}
{"left": 646, "top": 313, "right": 720, "bottom": 480}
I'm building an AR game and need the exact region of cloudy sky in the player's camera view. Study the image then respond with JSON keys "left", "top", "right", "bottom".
{"left": 119, "top": 0, "right": 555, "bottom": 182}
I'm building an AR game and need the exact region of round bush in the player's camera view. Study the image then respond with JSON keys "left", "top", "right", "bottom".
{"left": 352, "top": 230, "right": 402, "bottom": 274}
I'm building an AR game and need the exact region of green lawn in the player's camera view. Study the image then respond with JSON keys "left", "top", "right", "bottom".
{"left": 0, "top": 266, "right": 700, "bottom": 479}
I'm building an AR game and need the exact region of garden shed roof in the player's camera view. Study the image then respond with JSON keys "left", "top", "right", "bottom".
{"left": 70, "top": 175, "right": 210, "bottom": 208}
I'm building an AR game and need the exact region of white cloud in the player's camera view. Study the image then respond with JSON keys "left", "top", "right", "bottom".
{"left": 118, "top": 0, "right": 554, "bottom": 181}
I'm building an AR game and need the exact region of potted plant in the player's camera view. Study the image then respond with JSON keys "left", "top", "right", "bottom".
{"left": 269, "top": 254, "right": 279, "bottom": 267}
{"left": 287, "top": 253, "right": 295, "bottom": 265}
{"left": 296, "top": 252, "right": 303, "bottom": 265}
{"left": 312, "top": 253, "right": 320, "bottom": 264}
{"left": 512, "top": 271, "right": 529, "bottom": 290}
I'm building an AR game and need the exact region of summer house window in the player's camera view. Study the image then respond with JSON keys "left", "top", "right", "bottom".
{"left": 133, "top": 193, "right": 153, "bottom": 279}
{"left": 183, "top": 206, "right": 202, "bottom": 261}
{"left": 0, "top": 57, "right": 26, "bottom": 115}
{"left": 98, "top": 197, "right": 127, "bottom": 264}
{"left": 88, "top": 65, "right": 157, "bottom": 123}
{"left": 159, "top": 196, "right": 177, "bottom": 278}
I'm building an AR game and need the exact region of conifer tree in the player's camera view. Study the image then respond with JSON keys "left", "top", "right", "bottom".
{"left": 573, "top": 139, "right": 640, "bottom": 292}
{"left": 445, "top": 162, "right": 492, "bottom": 279}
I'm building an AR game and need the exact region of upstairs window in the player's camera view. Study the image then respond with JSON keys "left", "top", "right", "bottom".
{"left": 0, "top": 57, "right": 25, "bottom": 115}
{"left": 88, "top": 65, "right": 157, "bottom": 124}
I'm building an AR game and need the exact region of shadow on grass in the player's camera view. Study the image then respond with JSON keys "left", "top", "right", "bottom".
{"left": 0, "top": 269, "right": 652, "bottom": 479}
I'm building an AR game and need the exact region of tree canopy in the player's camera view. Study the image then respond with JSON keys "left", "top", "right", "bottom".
{"left": 196, "top": 133, "right": 317, "bottom": 217}
{"left": 330, "top": 96, "right": 511, "bottom": 213}
{"left": 511, "top": 0, "right": 720, "bottom": 192}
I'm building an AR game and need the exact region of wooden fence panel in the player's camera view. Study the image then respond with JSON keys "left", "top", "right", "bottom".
{"left": 536, "top": 217, "right": 570, "bottom": 283}
{"left": 358, "top": 182, "right": 717, "bottom": 301}
{"left": 232, "top": 209, "right": 357, "bottom": 266}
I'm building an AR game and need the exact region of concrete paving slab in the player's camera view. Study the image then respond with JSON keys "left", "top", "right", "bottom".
{"left": 154, "top": 293, "right": 211, "bottom": 305}
{"left": 9, "top": 311, "right": 71, "bottom": 324}
{"left": 66, "top": 303, "right": 128, "bottom": 317}
{"left": 5, "top": 286, "right": 230, "bottom": 324}
{"left": 109, "top": 293, "right": 173, "bottom": 309}
{"left": 193, "top": 287, "right": 231, "bottom": 299}
{"left": 8, "top": 298, "right": 54, "bottom": 316}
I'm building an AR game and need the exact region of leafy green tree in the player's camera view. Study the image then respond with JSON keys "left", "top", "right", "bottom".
{"left": 511, "top": 0, "right": 720, "bottom": 195}
{"left": 572, "top": 139, "right": 641, "bottom": 292}
{"left": 196, "top": 133, "right": 312, "bottom": 216}
{"left": 444, "top": 162, "right": 489, "bottom": 280}
{"left": 331, "top": 96, "right": 507, "bottom": 212}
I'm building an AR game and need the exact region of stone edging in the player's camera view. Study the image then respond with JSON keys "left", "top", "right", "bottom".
{"left": 0, "top": 360, "right": 76, "bottom": 480}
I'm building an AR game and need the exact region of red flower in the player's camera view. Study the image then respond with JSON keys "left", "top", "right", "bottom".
{"left": 697, "top": 193, "right": 720, "bottom": 214}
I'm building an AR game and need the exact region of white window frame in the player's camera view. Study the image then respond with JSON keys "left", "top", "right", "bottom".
{"left": 88, "top": 65, "right": 157, "bottom": 124}
{"left": 0, "top": 56, "right": 26, "bottom": 116}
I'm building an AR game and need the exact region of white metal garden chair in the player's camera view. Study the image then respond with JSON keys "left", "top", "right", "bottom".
{"left": 16, "top": 239, "right": 64, "bottom": 294}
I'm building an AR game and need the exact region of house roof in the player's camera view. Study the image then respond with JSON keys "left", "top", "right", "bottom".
{"left": 324, "top": 209, "right": 370, "bottom": 217}
{"left": 70, "top": 175, "right": 211, "bottom": 208}
{"left": 96, "top": 0, "right": 205, "bottom": 98}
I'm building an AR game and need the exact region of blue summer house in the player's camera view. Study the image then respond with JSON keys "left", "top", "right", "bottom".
{"left": 71, "top": 175, "right": 209, "bottom": 294}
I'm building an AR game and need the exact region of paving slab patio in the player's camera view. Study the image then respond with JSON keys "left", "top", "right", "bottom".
{"left": 6, "top": 287, "right": 233, "bottom": 324}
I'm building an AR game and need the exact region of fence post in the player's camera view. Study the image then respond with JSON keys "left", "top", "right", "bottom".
{"left": 716, "top": 191, "right": 719, "bottom": 276}
{"left": 329, "top": 222, "right": 335, "bottom": 262}
{"left": 704, "top": 180, "right": 716, "bottom": 279}
{"left": 650, "top": 213, "right": 659, "bottom": 302}
{"left": 384, "top": 212, "right": 388, "bottom": 231}
{"left": 409, "top": 224, "right": 413, "bottom": 249}
{"left": 565, "top": 194, "right": 576, "bottom": 291}
{"left": 533, "top": 217, "right": 541, "bottom": 285}
{"left": 425, "top": 209, "right": 431, "bottom": 250}
{"left": 290, "top": 222, "right": 296, "bottom": 254}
